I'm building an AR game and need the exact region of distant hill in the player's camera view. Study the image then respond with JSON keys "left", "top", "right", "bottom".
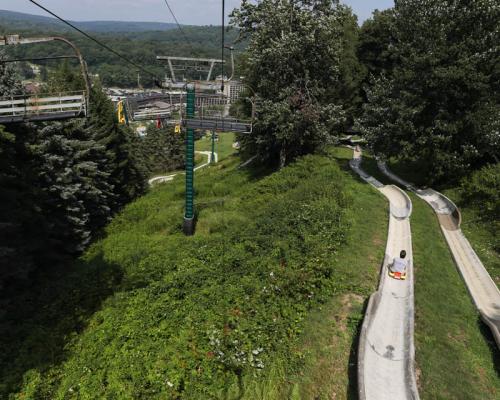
{"left": 0, "top": 9, "right": 244, "bottom": 89}
{"left": 0, "top": 9, "right": 179, "bottom": 33}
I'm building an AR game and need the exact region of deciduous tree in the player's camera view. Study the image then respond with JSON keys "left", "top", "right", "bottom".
{"left": 358, "top": 0, "right": 500, "bottom": 182}
{"left": 232, "top": 0, "right": 348, "bottom": 167}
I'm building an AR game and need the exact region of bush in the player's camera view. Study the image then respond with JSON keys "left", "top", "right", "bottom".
{"left": 6, "top": 155, "right": 354, "bottom": 399}
{"left": 459, "top": 163, "right": 500, "bottom": 223}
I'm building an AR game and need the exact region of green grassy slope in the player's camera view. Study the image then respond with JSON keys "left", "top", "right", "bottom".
{"left": 195, "top": 132, "right": 236, "bottom": 161}
{"left": 442, "top": 189, "right": 499, "bottom": 287}
{"left": 411, "top": 194, "right": 499, "bottom": 399}
{"left": 352, "top": 150, "right": 499, "bottom": 398}
{"left": 279, "top": 147, "right": 388, "bottom": 400}
{"left": 4, "top": 150, "right": 386, "bottom": 399}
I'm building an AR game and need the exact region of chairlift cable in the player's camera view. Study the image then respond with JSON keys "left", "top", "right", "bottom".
{"left": 162, "top": 0, "right": 195, "bottom": 53}
{"left": 221, "top": 0, "right": 225, "bottom": 92}
{"left": 27, "top": 0, "right": 161, "bottom": 85}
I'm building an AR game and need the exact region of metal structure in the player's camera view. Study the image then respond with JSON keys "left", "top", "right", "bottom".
{"left": 183, "top": 85, "right": 196, "bottom": 235}
{"left": 157, "top": 46, "right": 235, "bottom": 90}
{"left": 157, "top": 56, "right": 225, "bottom": 83}
{"left": 0, "top": 34, "right": 90, "bottom": 124}
{"left": 125, "top": 92, "right": 227, "bottom": 122}
{"left": 183, "top": 116, "right": 252, "bottom": 134}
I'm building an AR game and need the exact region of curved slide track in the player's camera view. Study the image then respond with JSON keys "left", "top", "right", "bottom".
{"left": 378, "top": 161, "right": 500, "bottom": 348}
{"left": 350, "top": 148, "right": 420, "bottom": 400}
{"left": 148, "top": 151, "right": 217, "bottom": 186}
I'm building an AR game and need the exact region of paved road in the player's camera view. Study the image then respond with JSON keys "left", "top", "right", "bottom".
{"left": 378, "top": 161, "right": 500, "bottom": 348}
{"left": 148, "top": 151, "right": 217, "bottom": 186}
{"left": 350, "top": 148, "right": 420, "bottom": 400}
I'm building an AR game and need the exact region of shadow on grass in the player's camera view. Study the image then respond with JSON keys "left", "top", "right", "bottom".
{"left": 477, "top": 317, "right": 500, "bottom": 377}
{"left": 346, "top": 307, "right": 363, "bottom": 400}
{"left": 0, "top": 252, "right": 123, "bottom": 397}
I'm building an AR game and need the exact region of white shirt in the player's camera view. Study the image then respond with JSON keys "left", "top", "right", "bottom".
{"left": 392, "top": 257, "right": 407, "bottom": 273}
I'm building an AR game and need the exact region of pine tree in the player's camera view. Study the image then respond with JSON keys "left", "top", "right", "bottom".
{"left": 137, "top": 125, "right": 185, "bottom": 175}
{"left": 0, "top": 57, "right": 47, "bottom": 288}
{"left": 32, "top": 121, "right": 114, "bottom": 254}
{"left": 85, "top": 80, "right": 147, "bottom": 210}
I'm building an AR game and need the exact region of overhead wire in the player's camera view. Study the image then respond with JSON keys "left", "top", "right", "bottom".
{"left": 221, "top": 0, "right": 225, "bottom": 92}
{"left": 162, "top": 0, "right": 195, "bottom": 52}
{"left": 27, "top": 0, "right": 161, "bottom": 85}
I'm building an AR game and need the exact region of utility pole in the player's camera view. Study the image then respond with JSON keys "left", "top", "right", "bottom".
{"left": 183, "top": 84, "right": 195, "bottom": 235}
{"left": 211, "top": 131, "right": 216, "bottom": 164}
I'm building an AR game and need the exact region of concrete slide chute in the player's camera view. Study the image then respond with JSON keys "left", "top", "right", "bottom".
{"left": 378, "top": 161, "right": 500, "bottom": 348}
{"left": 148, "top": 151, "right": 217, "bottom": 186}
{"left": 350, "top": 149, "right": 420, "bottom": 400}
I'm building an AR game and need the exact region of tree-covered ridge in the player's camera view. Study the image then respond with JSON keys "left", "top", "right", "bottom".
{"left": 0, "top": 9, "right": 178, "bottom": 33}
{"left": 0, "top": 20, "right": 243, "bottom": 88}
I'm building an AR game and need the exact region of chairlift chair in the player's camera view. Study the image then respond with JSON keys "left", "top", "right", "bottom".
{"left": 0, "top": 35, "right": 91, "bottom": 124}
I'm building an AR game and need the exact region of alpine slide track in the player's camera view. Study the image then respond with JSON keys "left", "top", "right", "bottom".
{"left": 350, "top": 145, "right": 499, "bottom": 400}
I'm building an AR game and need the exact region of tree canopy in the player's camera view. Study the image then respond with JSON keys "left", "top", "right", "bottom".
{"left": 232, "top": 0, "right": 363, "bottom": 167}
{"left": 357, "top": 0, "right": 500, "bottom": 182}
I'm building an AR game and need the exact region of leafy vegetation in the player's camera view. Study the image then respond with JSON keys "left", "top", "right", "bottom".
{"left": 457, "top": 163, "right": 500, "bottom": 232}
{"left": 410, "top": 193, "right": 499, "bottom": 399}
{"left": 443, "top": 164, "right": 500, "bottom": 285}
{"left": 243, "top": 147, "right": 388, "bottom": 400}
{"left": 0, "top": 12, "right": 243, "bottom": 88}
{"left": 357, "top": 9, "right": 396, "bottom": 81}
{"left": 357, "top": 0, "right": 499, "bottom": 183}
{"left": 3, "top": 153, "right": 361, "bottom": 399}
{"left": 231, "top": 0, "right": 359, "bottom": 167}
{"left": 0, "top": 57, "right": 146, "bottom": 288}
{"left": 132, "top": 125, "right": 185, "bottom": 176}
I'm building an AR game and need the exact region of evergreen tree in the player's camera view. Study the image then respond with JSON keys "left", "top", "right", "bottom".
{"left": 136, "top": 125, "right": 185, "bottom": 175}
{"left": 0, "top": 58, "right": 46, "bottom": 288}
{"left": 32, "top": 121, "right": 114, "bottom": 254}
{"left": 358, "top": 0, "right": 500, "bottom": 182}
{"left": 86, "top": 80, "right": 147, "bottom": 209}
{"left": 0, "top": 58, "right": 148, "bottom": 289}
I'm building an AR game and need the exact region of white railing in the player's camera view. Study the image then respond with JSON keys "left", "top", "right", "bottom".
{"left": 133, "top": 109, "right": 172, "bottom": 121}
{"left": 0, "top": 91, "right": 86, "bottom": 122}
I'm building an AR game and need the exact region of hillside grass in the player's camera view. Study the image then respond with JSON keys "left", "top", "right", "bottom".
{"left": 148, "top": 132, "right": 236, "bottom": 180}
{"left": 442, "top": 188, "right": 499, "bottom": 287}
{"left": 228, "top": 147, "right": 388, "bottom": 399}
{"left": 410, "top": 194, "right": 500, "bottom": 399}
{"left": 355, "top": 149, "right": 499, "bottom": 398}
{"left": 4, "top": 149, "right": 387, "bottom": 400}
{"left": 195, "top": 132, "right": 236, "bottom": 161}
{"left": 276, "top": 147, "right": 388, "bottom": 400}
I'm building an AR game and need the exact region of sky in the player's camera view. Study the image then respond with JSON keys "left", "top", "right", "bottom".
{"left": 0, "top": 1, "right": 394, "bottom": 25}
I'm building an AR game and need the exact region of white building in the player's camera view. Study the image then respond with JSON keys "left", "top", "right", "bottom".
{"left": 224, "top": 81, "right": 245, "bottom": 104}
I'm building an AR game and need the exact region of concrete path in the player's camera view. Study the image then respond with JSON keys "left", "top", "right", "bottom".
{"left": 350, "top": 148, "right": 420, "bottom": 400}
{"left": 378, "top": 161, "right": 500, "bottom": 348}
{"left": 148, "top": 151, "right": 217, "bottom": 186}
